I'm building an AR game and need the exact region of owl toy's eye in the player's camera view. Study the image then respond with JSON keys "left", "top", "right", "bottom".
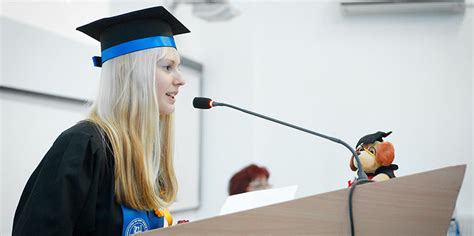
{"left": 368, "top": 146, "right": 376, "bottom": 155}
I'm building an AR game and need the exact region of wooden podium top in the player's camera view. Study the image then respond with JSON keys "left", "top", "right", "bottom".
{"left": 144, "top": 165, "right": 466, "bottom": 236}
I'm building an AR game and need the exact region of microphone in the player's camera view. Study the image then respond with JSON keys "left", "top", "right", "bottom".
{"left": 193, "top": 97, "right": 369, "bottom": 181}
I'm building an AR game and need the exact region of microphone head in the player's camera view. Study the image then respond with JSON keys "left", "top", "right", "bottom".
{"left": 193, "top": 97, "right": 213, "bottom": 109}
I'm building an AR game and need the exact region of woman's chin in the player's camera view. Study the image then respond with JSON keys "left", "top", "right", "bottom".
{"left": 159, "top": 106, "right": 175, "bottom": 115}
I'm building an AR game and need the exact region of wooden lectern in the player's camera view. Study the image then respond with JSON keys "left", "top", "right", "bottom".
{"left": 144, "top": 165, "right": 466, "bottom": 235}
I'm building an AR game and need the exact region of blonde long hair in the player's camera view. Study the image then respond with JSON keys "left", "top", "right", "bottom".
{"left": 88, "top": 47, "right": 178, "bottom": 210}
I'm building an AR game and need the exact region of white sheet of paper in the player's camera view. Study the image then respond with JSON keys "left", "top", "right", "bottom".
{"left": 219, "top": 185, "right": 298, "bottom": 215}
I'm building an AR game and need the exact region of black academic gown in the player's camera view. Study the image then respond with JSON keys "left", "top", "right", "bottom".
{"left": 13, "top": 121, "right": 123, "bottom": 235}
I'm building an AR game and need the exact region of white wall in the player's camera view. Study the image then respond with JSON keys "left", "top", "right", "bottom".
{"left": 0, "top": 2, "right": 108, "bottom": 100}
{"left": 1, "top": 1, "right": 472, "bottom": 235}
{"left": 0, "top": 2, "right": 3, "bottom": 234}
{"left": 171, "top": 2, "right": 473, "bottom": 235}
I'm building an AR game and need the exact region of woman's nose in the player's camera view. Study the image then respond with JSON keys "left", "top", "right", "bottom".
{"left": 173, "top": 73, "right": 185, "bottom": 86}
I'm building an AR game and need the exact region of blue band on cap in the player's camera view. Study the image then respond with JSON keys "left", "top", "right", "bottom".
{"left": 100, "top": 36, "right": 176, "bottom": 65}
{"left": 92, "top": 56, "right": 102, "bottom": 67}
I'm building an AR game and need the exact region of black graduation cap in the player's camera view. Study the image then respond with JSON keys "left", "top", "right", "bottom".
{"left": 76, "top": 6, "right": 190, "bottom": 67}
{"left": 355, "top": 131, "right": 392, "bottom": 148}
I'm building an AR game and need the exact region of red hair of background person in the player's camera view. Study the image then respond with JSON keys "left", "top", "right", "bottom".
{"left": 228, "top": 164, "right": 270, "bottom": 195}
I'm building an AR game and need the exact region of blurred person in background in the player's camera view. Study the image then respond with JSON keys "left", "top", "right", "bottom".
{"left": 229, "top": 164, "right": 271, "bottom": 195}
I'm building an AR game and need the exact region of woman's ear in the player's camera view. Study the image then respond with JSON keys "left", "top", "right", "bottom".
{"left": 375, "top": 141, "right": 395, "bottom": 166}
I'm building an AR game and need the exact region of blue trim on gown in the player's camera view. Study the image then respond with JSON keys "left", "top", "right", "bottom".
{"left": 121, "top": 205, "right": 164, "bottom": 236}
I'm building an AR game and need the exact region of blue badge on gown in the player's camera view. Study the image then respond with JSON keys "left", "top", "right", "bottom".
{"left": 121, "top": 205, "right": 164, "bottom": 236}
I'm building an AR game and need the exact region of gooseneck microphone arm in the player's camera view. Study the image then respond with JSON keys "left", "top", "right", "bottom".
{"left": 195, "top": 97, "right": 368, "bottom": 236}
{"left": 209, "top": 99, "right": 368, "bottom": 181}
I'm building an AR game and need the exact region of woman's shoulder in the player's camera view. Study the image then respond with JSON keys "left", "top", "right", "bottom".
{"left": 62, "top": 120, "right": 101, "bottom": 136}
{"left": 56, "top": 120, "right": 108, "bottom": 153}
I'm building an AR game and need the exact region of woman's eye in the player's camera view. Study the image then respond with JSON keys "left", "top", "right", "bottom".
{"left": 161, "top": 65, "right": 172, "bottom": 71}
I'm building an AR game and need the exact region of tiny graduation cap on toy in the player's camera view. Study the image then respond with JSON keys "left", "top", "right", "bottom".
{"left": 355, "top": 131, "right": 392, "bottom": 148}
{"left": 76, "top": 6, "right": 190, "bottom": 67}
